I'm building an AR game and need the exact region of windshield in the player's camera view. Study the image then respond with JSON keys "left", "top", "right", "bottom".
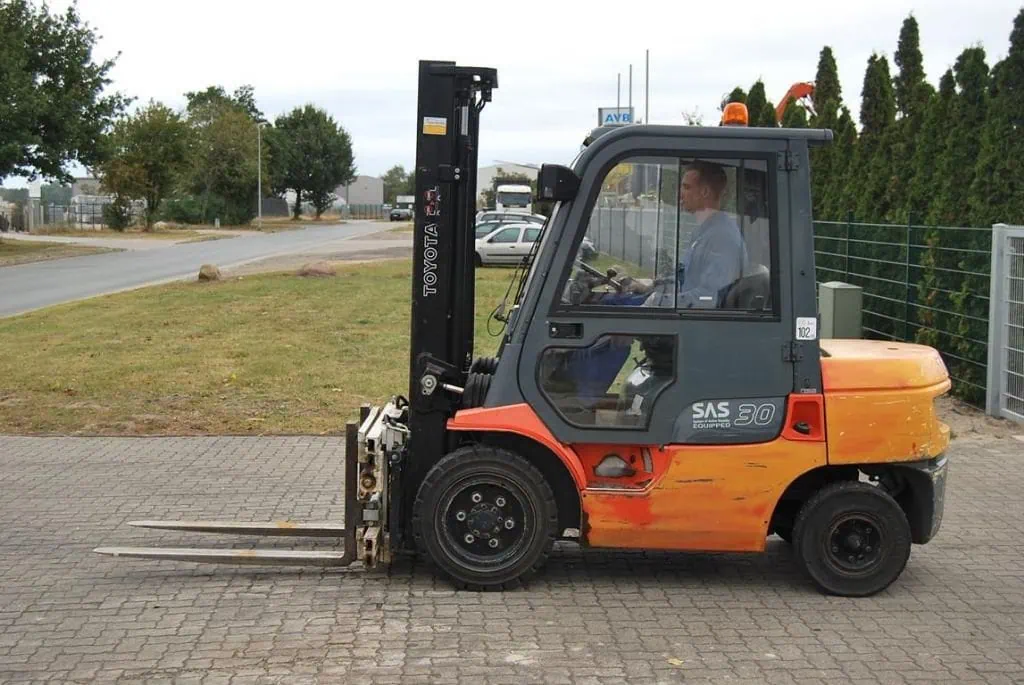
{"left": 504, "top": 204, "right": 559, "bottom": 337}
{"left": 497, "top": 191, "right": 531, "bottom": 207}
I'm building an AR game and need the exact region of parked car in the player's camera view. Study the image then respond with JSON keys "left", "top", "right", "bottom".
{"left": 476, "top": 211, "right": 546, "bottom": 225}
{"left": 475, "top": 223, "right": 543, "bottom": 265}
{"left": 390, "top": 207, "right": 413, "bottom": 221}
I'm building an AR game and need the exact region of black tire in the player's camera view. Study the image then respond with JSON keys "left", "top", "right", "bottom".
{"left": 474, "top": 253, "right": 483, "bottom": 267}
{"left": 412, "top": 445, "right": 558, "bottom": 590}
{"left": 792, "top": 481, "right": 911, "bottom": 597}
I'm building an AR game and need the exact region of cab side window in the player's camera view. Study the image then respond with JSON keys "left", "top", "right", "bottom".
{"left": 559, "top": 156, "right": 774, "bottom": 314}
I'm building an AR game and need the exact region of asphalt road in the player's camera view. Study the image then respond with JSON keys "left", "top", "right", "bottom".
{"left": 0, "top": 221, "right": 388, "bottom": 318}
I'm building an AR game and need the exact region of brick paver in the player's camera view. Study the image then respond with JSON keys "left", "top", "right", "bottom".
{"left": 0, "top": 433, "right": 1022, "bottom": 684}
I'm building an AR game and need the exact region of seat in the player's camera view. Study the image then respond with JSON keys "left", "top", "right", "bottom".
{"left": 721, "top": 264, "right": 771, "bottom": 311}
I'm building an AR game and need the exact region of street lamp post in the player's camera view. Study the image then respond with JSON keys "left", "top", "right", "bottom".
{"left": 257, "top": 123, "right": 265, "bottom": 228}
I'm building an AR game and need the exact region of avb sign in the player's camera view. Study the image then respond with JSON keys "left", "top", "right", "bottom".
{"left": 598, "top": 106, "right": 635, "bottom": 126}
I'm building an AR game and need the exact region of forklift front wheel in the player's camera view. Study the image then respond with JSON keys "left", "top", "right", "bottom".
{"left": 792, "top": 481, "right": 912, "bottom": 597}
{"left": 412, "top": 445, "right": 558, "bottom": 590}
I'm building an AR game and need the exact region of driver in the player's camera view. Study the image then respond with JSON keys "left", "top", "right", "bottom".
{"left": 645, "top": 161, "right": 748, "bottom": 309}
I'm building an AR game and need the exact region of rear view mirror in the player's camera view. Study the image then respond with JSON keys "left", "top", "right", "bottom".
{"left": 536, "top": 164, "right": 580, "bottom": 202}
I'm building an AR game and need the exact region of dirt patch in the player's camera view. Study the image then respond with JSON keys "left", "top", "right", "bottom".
{"left": 0, "top": 241, "right": 120, "bottom": 267}
{"left": 936, "top": 395, "right": 1022, "bottom": 442}
{"left": 225, "top": 245, "right": 413, "bottom": 277}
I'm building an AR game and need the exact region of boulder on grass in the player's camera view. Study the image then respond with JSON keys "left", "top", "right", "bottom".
{"left": 297, "top": 261, "right": 337, "bottom": 278}
{"left": 198, "top": 264, "right": 221, "bottom": 281}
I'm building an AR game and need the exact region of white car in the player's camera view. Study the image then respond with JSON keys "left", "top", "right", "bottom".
{"left": 476, "top": 211, "right": 547, "bottom": 225}
{"left": 475, "top": 223, "right": 543, "bottom": 265}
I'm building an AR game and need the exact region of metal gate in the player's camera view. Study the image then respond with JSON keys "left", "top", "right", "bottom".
{"left": 987, "top": 223, "right": 1024, "bottom": 423}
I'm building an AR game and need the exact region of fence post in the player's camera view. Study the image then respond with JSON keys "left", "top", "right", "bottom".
{"left": 844, "top": 209, "right": 852, "bottom": 281}
{"left": 904, "top": 213, "right": 913, "bottom": 342}
{"left": 985, "top": 223, "right": 1007, "bottom": 417}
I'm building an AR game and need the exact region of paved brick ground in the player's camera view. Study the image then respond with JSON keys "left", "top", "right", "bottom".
{"left": 1, "top": 433, "right": 1022, "bottom": 684}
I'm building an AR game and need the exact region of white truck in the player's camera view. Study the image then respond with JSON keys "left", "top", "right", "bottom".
{"left": 495, "top": 184, "right": 532, "bottom": 214}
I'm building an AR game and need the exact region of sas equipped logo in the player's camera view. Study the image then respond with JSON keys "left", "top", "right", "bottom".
{"left": 692, "top": 401, "right": 731, "bottom": 430}
{"left": 690, "top": 400, "right": 779, "bottom": 431}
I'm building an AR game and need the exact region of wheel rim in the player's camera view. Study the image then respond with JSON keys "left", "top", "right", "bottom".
{"left": 436, "top": 475, "right": 533, "bottom": 573}
{"left": 823, "top": 513, "right": 884, "bottom": 575}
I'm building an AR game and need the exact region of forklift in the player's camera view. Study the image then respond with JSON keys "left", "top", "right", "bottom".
{"left": 96, "top": 60, "right": 951, "bottom": 597}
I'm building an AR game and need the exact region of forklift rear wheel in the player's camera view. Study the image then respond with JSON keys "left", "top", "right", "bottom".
{"left": 792, "top": 481, "right": 911, "bottom": 597}
{"left": 412, "top": 445, "right": 558, "bottom": 590}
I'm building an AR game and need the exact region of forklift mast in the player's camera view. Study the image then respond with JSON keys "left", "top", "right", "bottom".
{"left": 402, "top": 61, "right": 498, "bottom": 548}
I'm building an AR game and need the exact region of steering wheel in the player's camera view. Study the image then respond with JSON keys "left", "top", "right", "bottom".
{"left": 574, "top": 259, "right": 624, "bottom": 292}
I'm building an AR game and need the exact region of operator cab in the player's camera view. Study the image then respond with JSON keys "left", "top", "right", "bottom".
{"left": 483, "top": 123, "right": 829, "bottom": 446}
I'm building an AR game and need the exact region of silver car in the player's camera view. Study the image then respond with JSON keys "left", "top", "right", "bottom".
{"left": 475, "top": 223, "right": 543, "bottom": 265}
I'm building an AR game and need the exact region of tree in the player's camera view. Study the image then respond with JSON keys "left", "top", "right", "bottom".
{"left": 0, "top": 0, "right": 129, "bottom": 183}
{"left": 780, "top": 97, "right": 809, "bottom": 128}
{"left": 722, "top": 87, "right": 747, "bottom": 109}
{"left": 889, "top": 15, "right": 934, "bottom": 222}
{"left": 97, "top": 101, "right": 190, "bottom": 227}
{"left": 184, "top": 107, "right": 265, "bottom": 225}
{"left": 969, "top": 8, "right": 1024, "bottom": 226}
{"left": 894, "top": 15, "right": 929, "bottom": 119}
{"left": 907, "top": 70, "right": 955, "bottom": 224}
{"left": 746, "top": 80, "right": 777, "bottom": 128}
{"left": 269, "top": 105, "right": 356, "bottom": 219}
{"left": 809, "top": 47, "right": 843, "bottom": 218}
{"left": 381, "top": 165, "right": 413, "bottom": 203}
{"left": 911, "top": 71, "right": 956, "bottom": 349}
{"left": 852, "top": 54, "right": 896, "bottom": 222}
{"left": 823, "top": 107, "right": 857, "bottom": 221}
{"left": 185, "top": 85, "right": 265, "bottom": 125}
{"left": 928, "top": 47, "right": 989, "bottom": 226}
{"left": 177, "top": 85, "right": 267, "bottom": 225}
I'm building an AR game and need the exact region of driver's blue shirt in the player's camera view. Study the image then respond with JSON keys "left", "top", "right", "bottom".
{"left": 646, "top": 210, "right": 748, "bottom": 308}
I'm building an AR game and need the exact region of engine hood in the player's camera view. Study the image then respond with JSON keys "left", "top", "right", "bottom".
{"left": 820, "top": 339, "right": 950, "bottom": 393}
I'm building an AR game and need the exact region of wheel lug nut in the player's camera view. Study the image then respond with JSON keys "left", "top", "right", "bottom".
{"left": 471, "top": 492, "right": 482, "bottom": 503}
{"left": 865, "top": 546, "right": 872, "bottom": 552}
{"left": 455, "top": 511, "right": 466, "bottom": 522}
{"left": 848, "top": 555, "right": 855, "bottom": 562}
{"left": 464, "top": 534, "right": 475, "bottom": 544}
{"left": 495, "top": 496, "right": 506, "bottom": 507}
{"left": 488, "top": 538, "right": 499, "bottom": 548}
{"left": 832, "top": 545, "right": 839, "bottom": 553}
{"left": 505, "top": 518, "right": 515, "bottom": 529}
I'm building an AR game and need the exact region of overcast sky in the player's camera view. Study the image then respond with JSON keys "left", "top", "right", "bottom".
{"left": 5, "top": 0, "right": 1021, "bottom": 188}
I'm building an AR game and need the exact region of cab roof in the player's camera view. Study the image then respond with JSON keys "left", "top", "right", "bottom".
{"left": 582, "top": 123, "right": 834, "bottom": 148}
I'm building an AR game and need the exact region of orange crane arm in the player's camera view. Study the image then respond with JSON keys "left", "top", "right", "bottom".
{"left": 776, "top": 82, "right": 815, "bottom": 122}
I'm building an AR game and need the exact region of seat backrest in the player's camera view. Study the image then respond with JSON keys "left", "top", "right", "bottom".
{"left": 722, "top": 265, "right": 771, "bottom": 311}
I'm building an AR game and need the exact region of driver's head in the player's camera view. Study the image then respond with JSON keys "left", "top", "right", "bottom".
{"left": 680, "top": 161, "right": 728, "bottom": 213}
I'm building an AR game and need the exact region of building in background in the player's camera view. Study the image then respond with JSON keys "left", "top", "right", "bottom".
{"left": 335, "top": 175, "right": 384, "bottom": 206}
{"left": 477, "top": 161, "right": 540, "bottom": 206}
{"left": 71, "top": 176, "right": 103, "bottom": 198}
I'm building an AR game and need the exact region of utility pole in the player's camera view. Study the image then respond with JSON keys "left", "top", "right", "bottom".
{"left": 645, "top": 49, "right": 650, "bottom": 126}
{"left": 257, "top": 123, "right": 264, "bottom": 228}
{"left": 629, "top": 64, "right": 633, "bottom": 123}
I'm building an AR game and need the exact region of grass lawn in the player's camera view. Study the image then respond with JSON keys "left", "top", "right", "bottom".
{"left": 33, "top": 226, "right": 205, "bottom": 240}
{"left": 0, "top": 238, "right": 118, "bottom": 267}
{"left": 0, "top": 260, "right": 515, "bottom": 436}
